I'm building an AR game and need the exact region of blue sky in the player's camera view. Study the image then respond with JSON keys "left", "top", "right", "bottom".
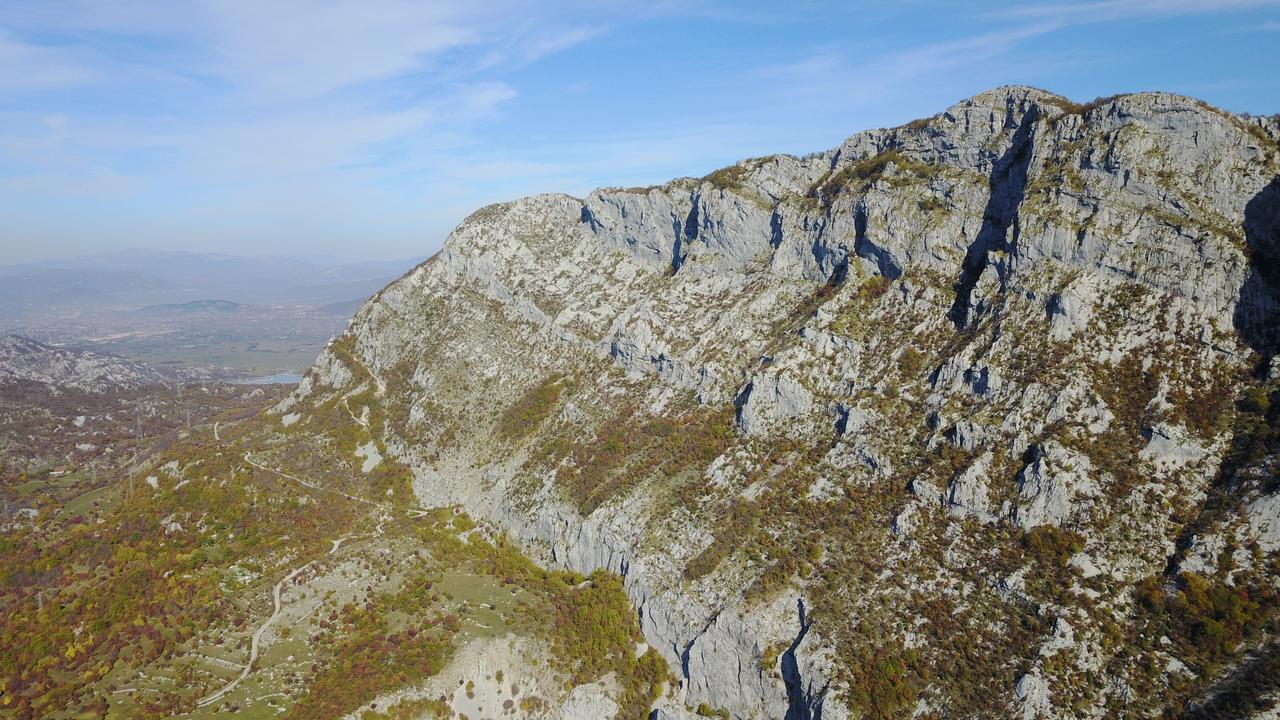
{"left": 2, "top": 0, "right": 1278, "bottom": 264}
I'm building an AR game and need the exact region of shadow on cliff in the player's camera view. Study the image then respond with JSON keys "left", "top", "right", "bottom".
{"left": 782, "top": 598, "right": 825, "bottom": 720}
{"left": 1234, "top": 175, "right": 1280, "bottom": 366}
{"left": 948, "top": 107, "right": 1039, "bottom": 329}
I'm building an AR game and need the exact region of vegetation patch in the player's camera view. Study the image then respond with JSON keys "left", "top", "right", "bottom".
{"left": 1043, "top": 93, "right": 1125, "bottom": 119}
{"left": 810, "top": 150, "right": 934, "bottom": 202}
{"left": 553, "top": 401, "right": 734, "bottom": 514}
{"left": 497, "top": 375, "right": 566, "bottom": 441}
{"left": 1132, "top": 568, "right": 1280, "bottom": 694}
{"left": 289, "top": 574, "right": 458, "bottom": 719}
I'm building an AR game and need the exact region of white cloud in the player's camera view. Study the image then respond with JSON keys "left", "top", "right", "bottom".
{"left": 0, "top": 1, "right": 607, "bottom": 99}
{"left": 515, "top": 25, "right": 608, "bottom": 63}
{"left": 1, "top": 0, "right": 1274, "bottom": 262}
{"left": 0, "top": 3, "right": 572, "bottom": 203}
{"left": 193, "top": 1, "right": 478, "bottom": 101}
{"left": 997, "top": 0, "right": 1280, "bottom": 23}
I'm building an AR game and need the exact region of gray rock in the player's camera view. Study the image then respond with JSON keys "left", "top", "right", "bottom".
{"left": 1139, "top": 422, "right": 1208, "bottom": 469}
{"left": 583, "top": 186, "right": 692, "bottom": 273}
{"left": 0, "top": 334, "right": 199, "bottom": 391}
{"left": 946, "top": 451, "right": 998, "bottom": 522}
{"left": 892, "top": 502, "right": 921, "bottom": 537}
{"left": 1245, "top": 492, "right": 1280, "bottom": 554}
{"left": 1046, "top": 279, "right": 1097, "bottom": 341}
{"left": 736, "top": 373, "right": 814, "bottom": 436}
{"left": 1014, "top": 671, "right": 1051, "bottom": 720}
{"left": 1179, "top": 532, "right": 1227, "bottom": 576}
{"left": 560, "top": 680, "right": 618, "bottom": 720}
{"left": 1013, "top": 442, "right": 1101, "bottom": 529}
{"left": 279, "top": 85, "right": 1280, "bottom": 720}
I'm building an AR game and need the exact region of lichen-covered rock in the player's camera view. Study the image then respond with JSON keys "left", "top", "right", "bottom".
{"left": 946, "top": 450, "right": 997, "bottom": 521}
{"left": 1139, "top": 422, "right": 1209, "bottom": 470}
{"left": 1014, "top": 671, "right": 1052, "bottom": 720}
{"left": 560, "top": 681, "right": 619, "bottom": 720}
{"left": 1245, "top": 491, "right": 1280, "bottom": 554}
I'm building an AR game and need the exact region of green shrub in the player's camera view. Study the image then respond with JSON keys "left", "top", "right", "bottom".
{"left": 703, "top": 164, "right": 749, "bottom": 191}
{"left": 695, "top": 702, "right": 730, "bottom": 719}
{"left": 810, "top": 150, "right": 934, "bottom": 201}
{"left": 1239, "top": 386, "right": 1272, "bottom": 415}
{"left": 1134, "top": 570, "right": 1280, "bottom": 685}
{"left": 562, "top": 403, "right": 733, "bottom": 514}
{"left": 497, "top": 376, "right": 565, "bottom": 441}
{"left": 841, "top": 640, "right": 920, "bottom": 720}
{"left": 684, "top": 500, "right": 759, "bottom": 581}
{"left": 1044, "top": 94, "right": 1124, "bottom": 117}
{"left": 1023, "top": 526, "right": 1084, "bottom": 567}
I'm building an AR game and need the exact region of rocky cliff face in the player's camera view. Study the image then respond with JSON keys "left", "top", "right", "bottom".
{"left": 279, "top": 87, "right": 1280, "bottom": 718}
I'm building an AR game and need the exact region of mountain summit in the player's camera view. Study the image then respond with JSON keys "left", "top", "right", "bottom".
{"left": 276, "top": 87, "right": 1278, "bottom": 718}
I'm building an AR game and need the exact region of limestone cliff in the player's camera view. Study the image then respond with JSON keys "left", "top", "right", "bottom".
{"left": 279, "top": 87, "right": 1280, "bottom": 719}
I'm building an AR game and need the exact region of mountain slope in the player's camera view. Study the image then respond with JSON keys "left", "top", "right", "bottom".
{"left": 275, "top": 87, "right": 1280, "bottom": 719}
{"left": 0, "top": 334, "right": 184, "bottom": 391}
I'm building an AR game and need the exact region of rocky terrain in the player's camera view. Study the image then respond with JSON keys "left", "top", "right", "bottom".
{"left": 274, "top": 86, "right": 1280, "bottom": 718}
{"left": 0, "top": 334, "right": 213, "bottom": 391}
{"left": 3, "top": 86, "right": 1279, "bottom": 720}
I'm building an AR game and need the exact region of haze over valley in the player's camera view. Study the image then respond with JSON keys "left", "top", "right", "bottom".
{"left": 0, "top": 250, "right": 424, "bottom": 378}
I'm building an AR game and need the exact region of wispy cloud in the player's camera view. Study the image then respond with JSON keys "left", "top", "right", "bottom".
{"left": 752, "top": 21, "right": 1064, "bottom": 115}
{"left": 996, "top": 0, "right": 1280, "bottom": 23}
{"left": 860, "top": 22, "right": 1063, "bottom": 83}
{"left": 0, "top": 33, "right": 95, "bottom": 91}
{"left": 754, "top": 0, "right": 1277, "bottom": 121}
{"left": 1, "top": 167, "right": 137, "bottom": 198}
{"left": 0, "top": 2, "right": 593, "bottom": 201}
{"left": 1, "top": 0, "right": 1276, "bottom": 263}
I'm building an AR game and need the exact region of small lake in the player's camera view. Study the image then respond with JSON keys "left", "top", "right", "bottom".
{"left": 235, "top": 373, "right": 303, "bottom": 385}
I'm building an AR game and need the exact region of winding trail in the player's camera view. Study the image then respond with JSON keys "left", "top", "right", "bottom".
{"left": 342, "top": 398, "right": 369, "bottom": 427}
{"left": 195, "top": 562, "right": 312, "bottom": 708}
{"left": 192, "top": 447, "right": 427, "bottom": 709}
{"left": 244, "top": 451, "right": 397, "bottom": 511}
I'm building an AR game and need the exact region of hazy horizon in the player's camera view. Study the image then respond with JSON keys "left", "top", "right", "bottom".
{"left": 3, "top": 0, "right": 1279, "bottom": 265}
{"left": 0, "top": 246, "right": 428, "bottom": 269}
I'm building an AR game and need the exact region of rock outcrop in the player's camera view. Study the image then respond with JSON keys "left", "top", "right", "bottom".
{"left": 280, "top": 87, "right": 1280, "bottom": 718}
{"left": 0, "top": 333, "right": 184, "bottom": 391}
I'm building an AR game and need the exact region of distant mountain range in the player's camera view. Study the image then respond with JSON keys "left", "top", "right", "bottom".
{"left": 0, "top": 249, "right": 426, "bottom": 316}
{"left": 0, "top": 268, "right": 173, "bottom": 307}
{"left": 131, "top": 299, "right": 251, "bottom": 317}
{"left": 315, "top": 297, "right": 369, "bottom": 318}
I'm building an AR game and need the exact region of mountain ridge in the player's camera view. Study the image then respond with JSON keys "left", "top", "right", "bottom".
{"left": 0, "top": 334, "right": 222, "bottom": 391}
{"left": 132, "top": 299, "right": 251, "bottom": 317}
{"left": 275, "top": 86, "right": 1280, "bottom": 718}
{"left": 0, "top": 333, "right": 173, "bottom": 392}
